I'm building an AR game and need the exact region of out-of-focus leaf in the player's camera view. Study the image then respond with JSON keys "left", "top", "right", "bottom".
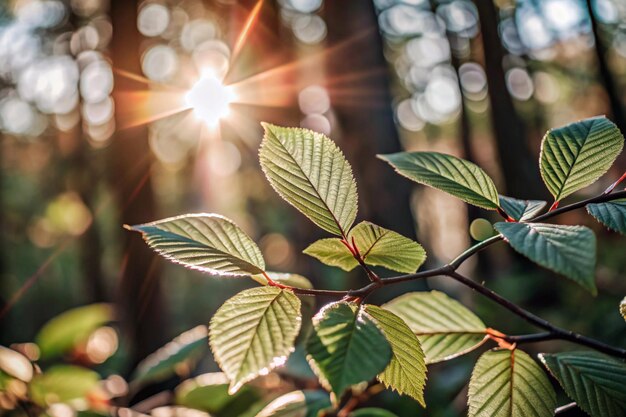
{"left": 175, "top": 372, "right": 260, "bottom": 415}
{"left": 498, "top": 196, "right": 546, "bottom": 221}
{"left": 29, "top": 365, "right": 100, "bottom": 406}
{"left": 539, "top": 351, "right": 626, "bottom": 417}
{"left": 210, "top": 287, "right": 301, "bottom": 393}
{"left": 129, "top": 214, "right": 265, "bottom": 276}
{"left": 0, "top": 346, "right": 33, "bottom": 382}
{"left": 494, "top": 222, "right": 597, "bottom": 294}
{"left": 587, "top": 199, "right": 626, "bottom": 235}
{"left": 255, "top": 390, "right": 331, "bottom": 417}
{"left": 349, "top": 408, "right": 399, "bottom": 417}
{"left": 151, "top": 406, "right": 210, "bottom": 417}
{"left": 365, "top": 305, "right": 426, "bottom": 406}
{"left": 384, "top": 291, "right": 487, "bottom": 364}
{"left": 304, "top": 222, "right": 426, "bottom": 274}
{"left": 540, "top": 116, "right": 624, "bottom": 202}
{"left": 468, "top": 349, "right": 556, "bottom": 417}
{"left": 379, "top": 151, "right": 500, "bottom": 210}
{"left": 36, "top": 303, "right": 113, "bottom": 360}
{"left": 132, "top": 325, "right": 207, "bottom": 387}
{"left": 259, "top": 123, "right": 358, "bottom": 236}
{"left": 621, "top": 297, "right": 626, "bottom": 322}
{"left": 306, "top": 302, "right": 391, "bottom": 400}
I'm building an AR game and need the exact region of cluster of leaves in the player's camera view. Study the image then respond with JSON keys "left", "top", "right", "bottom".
{"left": 123, "top": 117, "right": 626, "bottom": 417}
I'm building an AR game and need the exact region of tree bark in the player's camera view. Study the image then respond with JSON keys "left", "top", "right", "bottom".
{"left": 109, "top": 0, "right": 166, "bottom": 370}
{"left": 472, "top": 0, "right": 544, "bottom": 199}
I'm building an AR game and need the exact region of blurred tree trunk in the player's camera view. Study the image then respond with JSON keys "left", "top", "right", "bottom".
{"left": 109, "top": 0, "right": 166, "bottom": 370}
{"left": 472, "top": 0, "right": 544, "bottom": 199}
{"left": 323, "top": 0, "right": 415, "bottom": 238}
{"left": 585, "top": 0, "right": 626, "bottom": 134}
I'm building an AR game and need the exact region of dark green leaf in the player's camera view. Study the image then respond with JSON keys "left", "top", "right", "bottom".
{"left": 586, "top": 199, "right": 626, "bottom": 235}
{"left": 36, "top": 303, "right": 113, "bottom": 360}
{"left": 306, "top": 302, "right": 391, "bottom": 400}
{"left": 469, "top": 349, "right": 556, "bottom": 417}
{"left": 494, "top": 222, "right": 597, "bottom": 294}
{"left": 259, "top": 124, "right": 358, "bottom": 236}
{"left": 498, "top": 195, "right": 547, "bottom": 221}
{"left": 210, "top": 287, "right": 301, "bottom": 393}
{"left": 132, "top": 325, "right": 207, "bottom": 386}
{"left": 378, "top": 152, "right": 499, "bottom": 210}
{"left": 539, "top": 351, "right": 626, "bottom": 417}
{"left": 365, "top": 305, "right": 427, "bottom": 406}
{"left": 255, "top": 390, "right": 331, "bottom": 417}
{"left": 129, "top": 214, "right": 265, "bottom": 276}
{"left": 384, "top": 291, "right": 487, "bottom": 364}
{"left": 540, "top": 116, "right": 624, "bottom": 201}
{"left": 350, "top": 408, "right": 399, "bottom": 417}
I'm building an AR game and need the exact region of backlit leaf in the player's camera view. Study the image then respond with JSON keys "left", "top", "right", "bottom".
{"left": 621, "top": 297, "right": 626, "bottom": 322}
{"left": 540, "top": 116, "right": 624, "bottom": 202}
{"left": 468, "top": 349, "right": 556, "bottom": 417}
{"left": 539, "top": 351, "right": 626, "bottom": 417}
{"left": 365, "top": 305, "right": 426, "bottom": 406}
{"left": 255, "top": 390, "right": 331, "bottom": 417}
{"left": 378, "top": 152, "right": 499, "bottom": 210}
{"left": 210, "top": 287, "right": 301, "bottom": 393}
{"left": 586, "top": 199, "right": 626, "bottom": 235}
{"left": 36, "top": 303, "right": 113, "bottom": 360}
{"left": 384, "top": 291, "right": 487, "bottom": 364}
{"left": 259, "top": 124, "right": 358, "bottom": 236}
{"left": 132, "top": 325, "right": 207, "bottom": 386}
{"left": 494, "top": 222, "right": 597, "bottom": 294}
{"left": 498, "top": 195, "right": 547, "bottom": 221}
{"left": 129, "top": 214, "right": 265, "bottom": 276}
{"left": 304, "top": 221, "right": 426, "bottom": 273}
{"left": 29, "top": 365, "right": 100, "bottom": 406}
{"left": 0, "top": 346, "right": 33, "bottom": 382}
{"left": 306, "top": 302, "right": 391, "bottom": 400}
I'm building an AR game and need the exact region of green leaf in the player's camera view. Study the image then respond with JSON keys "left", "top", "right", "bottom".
{"left": 132, "top": 325, "right": 207, "bottom": 386}
{"left": 498, "top": 196, "right": 547, "bottom": 221}
{"left": 209, "top": 286, "right": 302, "bottom": 393}
{"left": 494, "top": 222, "right": 597, "bottom": 294}
{"left": 304, "top": 221, "right": 426, "bottom": 273}
{"left": 364, "top": 305, "right": 427, "bottom": 406}
{"left": 36, "top": 303, "right": 113, "bottom": 359}
{"left": 129, "top": 214, "right": 265, "bottom": 276}
{"left": 175, "top": 372, "right": 261, "bottom": 415}
{"left": 469, "top": 349, "right": 556, "bottom": 417}
{"left": 621, "top": 297, "right": 626, "bottom": 322}
{"left": 29, "top": 365, "right": 100, "bottom": 406}
{"left": 306, "top": 302, "right": 392, "bottom": 400}
{"left": 539, "top": 116, "right": 624, "bottom": 202}
{"left": 384, "top": 291, "right": 487, "bottom": 364}
{"left": 378, "top": 151, "right": 500, "bottom": 210}
{"left": 539, "top": 351, "right": 626, "bottom": 417}
{"left": 259, "top": 123, "right": 358, "bottom": 236}
{"left": 350, "top": 408, "right": 400, "bottom": 417}
{"left": 587, "top": 199, "right": 626, "bottom": 235}
{"left": 255, "top": 390, "right": 331, "bottom": 417}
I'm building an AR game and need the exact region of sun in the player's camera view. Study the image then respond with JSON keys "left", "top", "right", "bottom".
{"left": 185, "top": 74, "right": 236, "bottom": 127}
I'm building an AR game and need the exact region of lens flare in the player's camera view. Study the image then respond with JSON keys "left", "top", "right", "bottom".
{"left": 185, "top": 74, "right": 235, "bottom": 127}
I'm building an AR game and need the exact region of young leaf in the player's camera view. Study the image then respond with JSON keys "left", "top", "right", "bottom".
{"left": 384, "top": 291, "right": 487, "bottom": 364}
{"left": 29, "top": 365, "right": 100, "bottom": 406}
{"left": 35, "top": 303, "right": 113, "bottom": 360}
{"left": 132, "top": 325, "right": 208, "bottom": 386}
{"left": 209, "top": 287, "right": 302, "bottom": 393}
{"left": 468, "top": 349, "right": 556, "bottom": 417}
{"left": 586, "top": 199, "right": 626, "bottom": 235}
{"left": 540, "top": 116, "right": 624, "bottom": 202}
{"left": 304, "top": 221, "right": 426, "bottom": 274}
{"left": 539, "top": 351, "right": 626, "bottom": 417}
{"left": 365, "top": 305, "right": 427, "bottom": 406}
{"left": 378, "top": 152, "right": 500, "bottom": 210}
{"left": 128, "top": 214, "right": 265, "bottom": 276}
{"left": 306, "top": 302, "right": 392, "bottom": 400}
{"left": 175, "top": 373, "right": 260, "bottom": 415}
{"left": 494, "top": 222, "right": 597, "bottom": 294}
{"left": 255, "top": 390, "right": 331, "bottom": 417}
{"left": 259, "top": 123, "right": 358, "bottom": 236}
{"left": 349, "top": 409, "right": 400, "bottom": 417}
{"left": 498, "top": 195, "right": 547, "bottom": 221}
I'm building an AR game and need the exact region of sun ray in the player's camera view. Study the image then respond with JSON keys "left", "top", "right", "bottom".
{"left": 230, "top": 0, "right": 265, "bottom": 67}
